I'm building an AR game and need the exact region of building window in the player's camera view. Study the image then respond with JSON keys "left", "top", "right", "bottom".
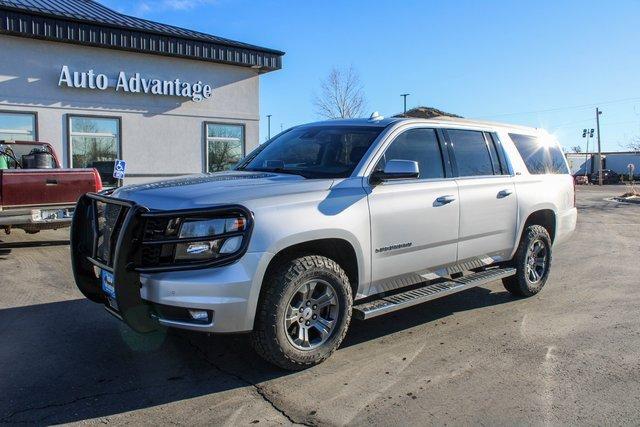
{"left": 206, "top": 123, "right": 245, "bottom": 172}
{"left": 69, "top": 116, "right": 120, "bottom": 185}
{"left": 0, "top": 112, "right": 36, "bottom": 141}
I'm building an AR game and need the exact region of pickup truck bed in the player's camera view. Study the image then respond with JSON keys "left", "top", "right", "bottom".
{"left": 0, "top": 141, "right": 102, "bottom": 233}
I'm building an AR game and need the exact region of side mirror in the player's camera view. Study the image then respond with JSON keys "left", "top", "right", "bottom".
{"left": 370, "top": 159, "right": 420, "bottom": 185}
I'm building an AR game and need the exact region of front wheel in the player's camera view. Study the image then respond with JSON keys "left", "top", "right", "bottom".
{"left": 251, "top": 255, "right": 352, "bottom": 370}
{"left": 503, "top": 225, "right": 552, "bottom": 297}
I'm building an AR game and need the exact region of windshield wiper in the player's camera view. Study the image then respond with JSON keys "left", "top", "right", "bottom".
{"left": 242, "top": 167, "right": 310, "bottom": 178}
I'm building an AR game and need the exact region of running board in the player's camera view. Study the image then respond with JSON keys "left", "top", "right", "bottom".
{"left": 353, "top": 267, "right": 516, "bottom": 320}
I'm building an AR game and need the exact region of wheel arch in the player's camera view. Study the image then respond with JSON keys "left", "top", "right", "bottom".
{"left": 262, "top": 235, "right": 362, "bottom": 300}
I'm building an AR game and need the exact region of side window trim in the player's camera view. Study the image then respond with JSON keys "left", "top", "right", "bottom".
{"left": 483, "top": 131, "right": 503, "bottom": 175}
{"left": 488, "top": 132, "right": 513, "bottom": 175}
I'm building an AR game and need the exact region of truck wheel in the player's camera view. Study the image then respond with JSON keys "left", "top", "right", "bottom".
{"left": 251, "top": 255, "right": 352, "bottom": 370}
{"left": 503, "top": 225, "right": 552, "bottom": 297}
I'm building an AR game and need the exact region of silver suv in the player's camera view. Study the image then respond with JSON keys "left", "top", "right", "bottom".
{"left": 71, "top": 116, "right": 577, "bottom": 370}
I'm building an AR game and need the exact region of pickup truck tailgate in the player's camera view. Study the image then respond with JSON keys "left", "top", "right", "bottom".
{"left": 0, "top": 169, "right": 99, "bottom": 208}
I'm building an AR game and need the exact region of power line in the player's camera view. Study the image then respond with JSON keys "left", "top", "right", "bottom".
{"left": 476, "top": 96, "right": 640, "bottom": 119}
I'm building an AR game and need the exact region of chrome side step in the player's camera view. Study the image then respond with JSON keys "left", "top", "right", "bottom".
{"left": 353, "top": 267, "right": 516, "bottom": 320}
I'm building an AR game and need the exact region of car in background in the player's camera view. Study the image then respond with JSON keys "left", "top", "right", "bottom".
{"left": 590, "top": 169, "right": 621, "bottom": 185}
{"left": 574, "top": 174, "right": 589, "bottom": 185}
{"left": 0, "top": 141, "right": 102, "bottom": 234}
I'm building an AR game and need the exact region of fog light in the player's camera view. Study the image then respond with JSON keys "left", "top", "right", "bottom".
{"left": 220, "top": 236, "right": 242, "bottom": 254}
{"left": 188, "top": 309, "right": 209, "bottom": 321}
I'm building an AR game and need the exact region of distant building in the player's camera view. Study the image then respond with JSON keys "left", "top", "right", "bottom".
{"left": 394, "top": 106, "right": 462, "bottom": 119}
{"left": 566, "top": 151, "right": 640, "bottom": 177}
{"left": 0, "top": 0, "right": 284, "bottom": 184}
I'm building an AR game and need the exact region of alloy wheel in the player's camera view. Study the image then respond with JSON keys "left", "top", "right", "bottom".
{"left": 284, "top": 279, "right": 339, "bottom": 351}
{"left": 525, "top": 239, "right": 548, "bottom": 284}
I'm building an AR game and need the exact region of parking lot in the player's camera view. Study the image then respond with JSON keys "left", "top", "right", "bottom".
{"left": 1, "top": 185, "right": 639, "bottom": 425}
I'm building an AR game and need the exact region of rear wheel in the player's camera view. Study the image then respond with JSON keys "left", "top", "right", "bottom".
{"left": 251, "top": 255, "right": 352, "bottom": 370}
{"left": 503, "top": 225, "right": 552, "bottom": 297}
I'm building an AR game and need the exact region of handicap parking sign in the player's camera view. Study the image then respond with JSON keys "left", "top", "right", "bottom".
{"left": 113, "top": 159, "right": 126, "bottom": 179}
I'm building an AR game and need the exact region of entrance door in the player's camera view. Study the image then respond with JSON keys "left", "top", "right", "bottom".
{"left": 366, "top": 127, "right": 460, "bottom": 295}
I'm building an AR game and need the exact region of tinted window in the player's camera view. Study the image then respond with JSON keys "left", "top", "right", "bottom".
{"left": 239, "top": 126, "right": 383, "bottom": 178}
{"left": 486, "top": 133, "right": 503, "bottom": 174}
{"left": 509, "top": 133, "right": 569, "bottom": 174}
{"left": 448, "top": 129, "right": 494, "bottom": 177}
{"left": 376, "top": 128, "right": 444, "bottom": 179}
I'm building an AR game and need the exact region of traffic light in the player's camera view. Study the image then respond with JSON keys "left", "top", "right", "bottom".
{"left": 589, "top": 129, "right": 595, "bottom": 138}
{"left": 582, "top": 129, "right": 587, "bottom": 138}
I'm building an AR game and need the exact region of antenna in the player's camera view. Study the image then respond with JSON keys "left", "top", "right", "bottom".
{"left": 369, "top": 111, "right": 384, "bottom": 121}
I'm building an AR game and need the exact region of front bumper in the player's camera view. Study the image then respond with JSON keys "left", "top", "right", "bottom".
{"left": 70, "top": 193, "right": 264, "bottom": 334}
{"left": 140, "top": 251, "right": 273, "bottom": 333}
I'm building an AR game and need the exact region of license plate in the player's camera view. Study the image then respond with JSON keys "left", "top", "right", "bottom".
{"left": 32, "top": 208, "right": 73, "bottom": 222}
{"left": 101, "top": 270, "right": 116, "bottom": 299}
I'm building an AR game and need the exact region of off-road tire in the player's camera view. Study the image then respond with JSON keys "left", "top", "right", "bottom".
{"left": 502, "top": 225, "right": 552, "bottom": 297}
{"left": 251, "top": 255, "right": 352, "bottom": 370}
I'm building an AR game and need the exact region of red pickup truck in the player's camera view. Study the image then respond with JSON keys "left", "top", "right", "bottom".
{"left": 0, "top": 141, "right": 102, "bottom": 234}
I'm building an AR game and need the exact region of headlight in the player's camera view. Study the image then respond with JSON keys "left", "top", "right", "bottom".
{"left": 139, "top": 206, "right": 252, "bottom": 271}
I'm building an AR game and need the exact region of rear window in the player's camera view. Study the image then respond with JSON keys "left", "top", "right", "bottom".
{"left": 509, "top": 133, "right": 569, "bottom": 175}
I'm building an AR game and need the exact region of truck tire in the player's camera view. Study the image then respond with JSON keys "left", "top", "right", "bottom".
{"left": 502, "top": 225, "right": 552, "bottom": 297}
{"left": 251, "top": 255, "right": 352, "bottom": 370}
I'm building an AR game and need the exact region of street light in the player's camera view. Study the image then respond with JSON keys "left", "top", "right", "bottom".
{"left": 582, "top": 128, "right": 594, "bottom": 178}
{"left": 400, "top": 93, "right": 410, "bottom": 114}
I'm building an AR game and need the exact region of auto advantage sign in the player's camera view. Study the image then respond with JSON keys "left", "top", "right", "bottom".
{"left": 57, "top": 65, "right": 213, "bottom": 102}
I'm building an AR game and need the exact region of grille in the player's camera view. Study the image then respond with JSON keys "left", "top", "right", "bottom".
{"left": 95, "top": 201, "right": 127, "bottom": 266}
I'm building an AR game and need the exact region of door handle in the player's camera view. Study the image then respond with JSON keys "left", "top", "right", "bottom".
{"left": 435, "top": 195, "right": 456, "bottom": 206}
{"left": 497, "top": 189, "right": 513, "bottom": 198}
{"left": 46, "top": 179, "right": 58, "bottom": 185}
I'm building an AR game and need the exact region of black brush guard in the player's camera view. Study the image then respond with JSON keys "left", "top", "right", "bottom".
{"left": 70, "top": 193, "right": 254, "bottom": 333}
{"left": 70, "top": 193, "right": 158, "bottom": 333}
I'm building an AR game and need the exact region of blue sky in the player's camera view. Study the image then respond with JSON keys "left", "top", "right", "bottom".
{"left": 102, "top": 0, "right": 640, "bottom": 151}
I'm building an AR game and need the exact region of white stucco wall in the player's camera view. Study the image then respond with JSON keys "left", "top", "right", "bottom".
{"left": 0, "top": 34, "right": 261, "bottom": 183}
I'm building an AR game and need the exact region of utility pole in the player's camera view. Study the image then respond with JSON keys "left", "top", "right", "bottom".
{"left": 596, "top": 108, "right": 603, "bottom": 186}
{"left": 267, "top": 114, "right": 272, "bottom": 140}
{"left": 400, "top": 93, "right": 410, "bottom": 114}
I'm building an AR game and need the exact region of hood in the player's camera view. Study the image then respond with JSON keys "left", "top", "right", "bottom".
{"left": 112, "top": 171, "right": 334, "bottom": 210}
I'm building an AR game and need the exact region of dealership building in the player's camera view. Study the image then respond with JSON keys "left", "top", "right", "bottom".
{"left": 0, "top": 0, "right": 283, "bottom": 184}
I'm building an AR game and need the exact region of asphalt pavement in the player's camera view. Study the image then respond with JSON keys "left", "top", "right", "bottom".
{"left": 1, "top": 184, "right": 639, "bottom": 425}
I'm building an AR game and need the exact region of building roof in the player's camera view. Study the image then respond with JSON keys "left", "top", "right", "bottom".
{"left": 0, "top": 0, "right": 284, "bottom": 71}
{"left": 394, "top": 106, "right": 462, "bottom": 119}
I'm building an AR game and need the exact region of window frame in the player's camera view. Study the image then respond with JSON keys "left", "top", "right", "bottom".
{"left": 0, "top": 110, "right": 38, "bottom": 142}
{"left": 66, "top": 114, "right": 122, "bottom": 169}
{"left": 371, "top": 126, "right": 450, "bottom": 182}
{"left": 203, "top": 121, "right": 246, "bottom": 173}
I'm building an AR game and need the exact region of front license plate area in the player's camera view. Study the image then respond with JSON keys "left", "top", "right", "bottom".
{"left": 101, "top": 270, "right": 119, "bottom": 311}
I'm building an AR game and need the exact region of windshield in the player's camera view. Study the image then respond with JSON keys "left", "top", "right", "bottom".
{"left": 237, "top": 126, "right": 384, "bottom": 178}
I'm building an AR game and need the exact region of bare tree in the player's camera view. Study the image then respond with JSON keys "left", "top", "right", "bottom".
{"left": 570, "top": 145, "right": 583, "bottom": 153}
{"left": 627, "top": 136, "right": 640, "bottom": 152}
{"left": 313, "top": 66, "right": 366, "bottom": 119}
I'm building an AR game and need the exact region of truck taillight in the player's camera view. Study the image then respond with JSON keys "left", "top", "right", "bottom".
{"left": 93, "top": 169, "right": 103, "bottom": 192}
